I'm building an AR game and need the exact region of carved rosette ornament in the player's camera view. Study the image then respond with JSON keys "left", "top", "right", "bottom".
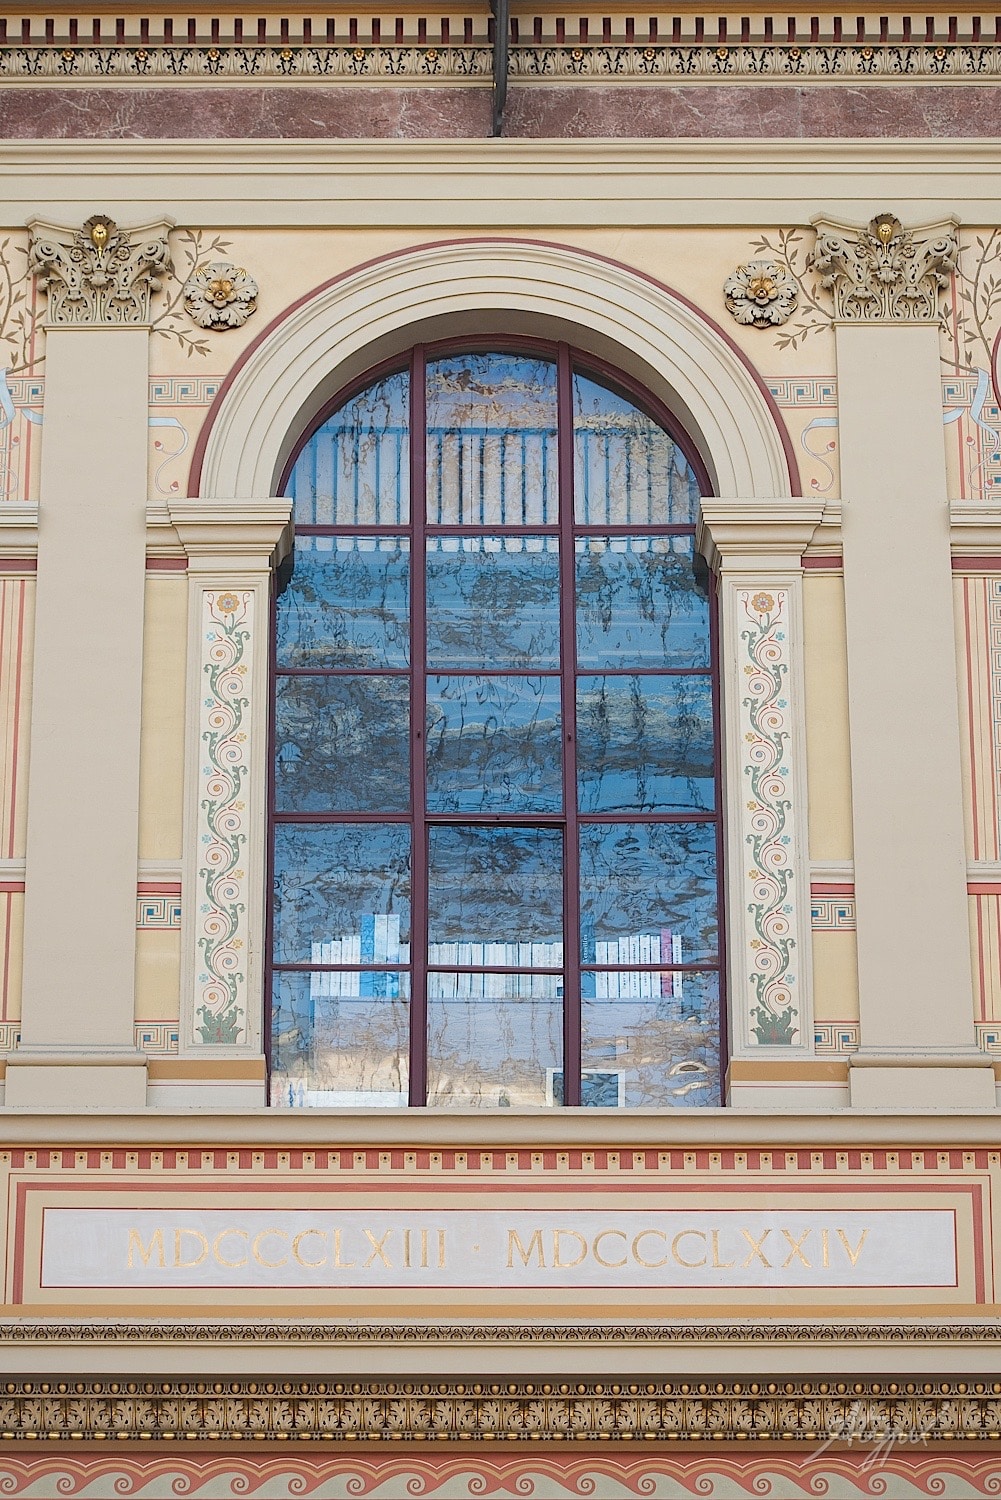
{"left": 723, "top": 258, "right": 798, "bottom": 328}
{"left": 812, "top": 210, "right": 958, "bottom": 321}
{"left": 27, "top": 212, "right": 173, "bottom": 327}
{"left": 183, "top": 260, "right": 259, "bottom": 330}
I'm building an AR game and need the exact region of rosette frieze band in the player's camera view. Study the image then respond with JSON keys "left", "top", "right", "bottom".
{"left": 811, "top": 211, "right": 958, "bottom": 322}
{"left": 27, "top": 212, "right": 173, "bottom": 327}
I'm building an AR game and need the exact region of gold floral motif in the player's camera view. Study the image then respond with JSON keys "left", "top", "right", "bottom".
{"left": 724, "top": 259, "right": 798, "bottom": 329}
{"left": 183, "top": 261, "right": 258, "bottom": 332}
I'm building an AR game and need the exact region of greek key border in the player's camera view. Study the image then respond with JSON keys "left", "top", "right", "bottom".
{"left": 0, "top": 1376, "right": 1000, "bottom": 1442}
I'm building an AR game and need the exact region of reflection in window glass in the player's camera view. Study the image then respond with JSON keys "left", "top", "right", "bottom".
{"left": 276, "top": 537, "right": 410, "bottom": 670}
{"left": 275, "top": 675, "right": 410, "bottom": 813}
{"left": 273, "top": 346, "right": 721, "bottom": 1108}
{"left": 285, "top": 370, "right": 410, "bottom": 527}
{"left": 577, "top": 675, "right": 715, "bottom": 813}
{"left": 426, "top": 675, "right": 563, "bottom": 814}
{"left": 575, "top": 536, "right": 709, "bottom": 670}
{"left": 426, "top": 536, "right": 560, "bottom": 670}
{"left": 427, "top": 354, "right": 558, "bottom": 526}
{"left": 573, "top": 370, "right": 701, "bottom": 526}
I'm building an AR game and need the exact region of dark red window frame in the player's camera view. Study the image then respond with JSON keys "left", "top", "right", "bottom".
{"left": 268, "top": 336, "right": 727, "bottom": 1107}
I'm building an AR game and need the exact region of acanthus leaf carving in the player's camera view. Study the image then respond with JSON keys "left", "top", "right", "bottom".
{"left": 27, "top": 212, "right": 174, "bottom": 327}
{"left": 811, "top": 210, "right": 958, "bottom": 322}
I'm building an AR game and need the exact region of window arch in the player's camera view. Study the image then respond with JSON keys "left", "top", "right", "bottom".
{"left": 269, "top": 341, "right": 724, "bottom": 1109}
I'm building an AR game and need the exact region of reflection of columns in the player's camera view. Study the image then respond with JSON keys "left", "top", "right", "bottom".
{"left": 699, "top": 500, "right": 826, "bottom": 1107}
{"left": 8, "top": 215, "right": 170, "bottom": 1109}
{"left": 170, "top": 500, "right": 291, "bottom": 1103}
{"left": 818, "top": 211, "right": 994, "bottom": 1109}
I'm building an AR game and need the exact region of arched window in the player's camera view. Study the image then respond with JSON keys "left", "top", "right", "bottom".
{"left": 270, "top": 343, "right": 723, "bottom": 1108}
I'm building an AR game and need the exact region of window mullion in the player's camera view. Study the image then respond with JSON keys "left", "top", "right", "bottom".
{"left": 409, "top": 345, "right": 429, "bottom": 1106}
{"left": 557, "top": 343, "right": 582, "bottom": 1108}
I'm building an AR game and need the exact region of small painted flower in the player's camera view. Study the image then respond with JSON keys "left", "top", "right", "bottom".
{"left": 751, "top": 591, "right": 775, "bottom": 613}
{"left": 216, "top": 592, "right": 240, "bottom": 613}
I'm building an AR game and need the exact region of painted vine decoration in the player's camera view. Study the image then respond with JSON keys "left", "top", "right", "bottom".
{"left": 152, "top": 227, "right": 234, "bottom": 358}
{"left": 744, "top": 228, "right": 833, "bottom": 351}
{"left": 197, "top": 590, "right": 251, "bottom": 1045}
{"left": 0, "top": 235, "right": 39, "bottom": 373}
{"left": 740, "top": 590, "right": 798, "bottom": 1046}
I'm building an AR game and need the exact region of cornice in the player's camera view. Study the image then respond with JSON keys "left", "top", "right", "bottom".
{"left": 951, "top": 501, "right": 1001, "bottom": 552}
{"left": 0, "top": 1376, "right": 997, "bottom": 1441}
{"left": 0, "top": 504, "right": 38, "bottom": 559}
{"left": 2, "top": 1110, "right": 1001, "bottom": 1144}
{"left": 165, "top": 496, "right": 293, "bottom": 568}
{"left": 697, "top": 498, "right": 829, "bottom": 572}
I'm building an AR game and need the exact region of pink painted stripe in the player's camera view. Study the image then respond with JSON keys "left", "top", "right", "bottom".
{"left": 810, "top": 882, "right": 854, "bottom": 895}
{"left": 0, "top": 559, "right": 36, "bottom": 572}
{"left": 0, "top": 881, "right": 25, "bottom": 893}
{"left": 953, "top": 556, "right": 1001, "bottom": 571}
{"left": 801, "top": 555, "right": 843, "bottom": 570}
{"left": 137, "top": 881, "right": 182, "bottom": 895}
{"left": 968, "top": 882, "right": 1001, "bottom": 894}
{"left": 146, "top": 558, "right": 187, "bottom": 571}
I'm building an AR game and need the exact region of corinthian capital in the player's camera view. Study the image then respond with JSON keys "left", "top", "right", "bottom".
{"left": 812, "top": 211, "right": 958, "bottom": 322}
{"left": 27, "top": 212, "right": 173, "bottom": 328}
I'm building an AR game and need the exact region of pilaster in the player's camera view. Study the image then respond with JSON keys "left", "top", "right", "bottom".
{"left": 698, "top": 499, "right": 829, "bottom": 1107}
{"left": 821, "top": 211, "right": 994, "bottom": 1110}
{"left": 169, "top": 498, "right": 292, "bottom": 1106}
{"left": 7, "top": 215, "right": 171, "bottom": 1110}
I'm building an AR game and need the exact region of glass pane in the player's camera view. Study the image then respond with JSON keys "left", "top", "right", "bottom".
{"left": 428, "top": 826, "right": 563, "bottom": 951}
{"left": 573, "top": 370, "right": 701, "bottom": 526}
{"left": 276, "top": 536, "right": 410, "bottom": 670}
{"left": 577, "top": 675, "right": 714, "bottom": 813}
{"left": 285, "top": 370, "right": 409, "bottom": 526}
{"left": 426, "top": 998, "right": 562, "bottom": 1107}
{"left": 426, "top": 675, "right": 562, "bottom": 813}
{"left": 426, "top": 353, "right": 558, "bottom": 525}
{"left": 581, "top": 969, "right": 710, "bottom": 1005}
{"left": 273, "top": 823, "right": 411, "bottom": 964}
{"left": 582, "top": 975, "right": 721, "bottom": 1107}
{"left": 575, "top": 536, "right": 710, "bottom": 670}
{"left": 271, "top": 972, "right": 409, "bottom": 1108}
{"left": 275, "top": 676, "right": 409, "bottom": 813}
{"left": 426, "top": 535, "right": 560, "bottom": 670}
{"left": 579, "top": 822, "right": 717, "bottom": 964}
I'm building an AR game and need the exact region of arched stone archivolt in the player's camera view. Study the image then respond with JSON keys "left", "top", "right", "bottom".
{"left": 192, "top": 237, "right": 796, "bottom": 502}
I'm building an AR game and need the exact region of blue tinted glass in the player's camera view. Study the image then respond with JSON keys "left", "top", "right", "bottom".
{"left": 427, "top": 825, "right": 563, "bottom": 951}
{"left": 426, "top": 536, "right": 560, "bottom": 669}
{"left": 273, "top": 823, "right": 411, "bottom": 964}
{"left": 577, "top": 675, "right": 714, "bottom": 813}
{"left": 579, "top": 822, "right": 717, "bottom": 965}
{"left": 576, "top": 536, "right": 710, "bottom": 669}
{"left": 573, "top": 370, "right": 701, "bottom": 526}
{"left": 276, "top": 537, "right": 409, "bottom": 669}
{"left": 275, "top": 675, "right": 409, "bottom": 813}
{"left": 427, "top": 996, "right": 562, "bottom": 1108}
{"left": 426, "top": 354, "right": 558, "bottom": 525}
{"left": 426, "top": 675, "right": 562, "bottom": 813}
{"left": 582, "top": 975, "right": 721, "bottom": 1107}
{"left": 271, "top": 971, "right": 410, "bottom": 1109}
{"left": 286, "top": 370, "right": 409, "bottom": 526}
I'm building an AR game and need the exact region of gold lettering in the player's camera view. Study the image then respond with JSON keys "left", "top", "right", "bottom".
{"left": 292, "top": 1229, "right": 326, "bottom": 1268}
{"left": 710, "top": 1229, "right": 733, "bottom": 1269}
{"left": 592, "top": 1229, "right": 628, "bottom": 1269}
{"left": 127, "top": 1227, "right": 165, "bottom": 1269}
{"left": 420, "top": 1227, "right": 428, "bottom": 1269}
{"left": 213, "top": 1228, "right": 249, "bottom": 1268}
{"left": 632, "top": 1230, "right": 669, "bottom": 1269}
{"left": 333, "top": 1228, "right": 355, "bottom": 1269}
{"left": 403, "top": 1228, "right": 411, "bottom": 1269}
{"left": 252, "top": 1229, "right": 288, "bottom": 1268}
{"left": 836, "top": 1228, "right": 869, "bottom": 1267}
{"left": 363, "top": 1229, "right": 392, "bottom": 1268}
{"left": 553, "top": 1228, "right": 587, "bottom": 1269}
{"left": 673, "top": 1230, "right": 708, "bottom": 1269}
{"left": 740, "top": 1228, "right": 772, "bottom": 1268}
{"left": 507, "top": 1228, "right": 546, "bottom": 1268}
{"left": 822, "top": 1228, "right": 830, "bottom": 1268}
{"left": 781, "top": 1228, "right": 811, "bottom": 1269}
{"left": 174, "top": 1228, "right": 209, "bottom": 1269}
{"left": 438, "top": 1227, "right": 447, "bottom": 1269}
